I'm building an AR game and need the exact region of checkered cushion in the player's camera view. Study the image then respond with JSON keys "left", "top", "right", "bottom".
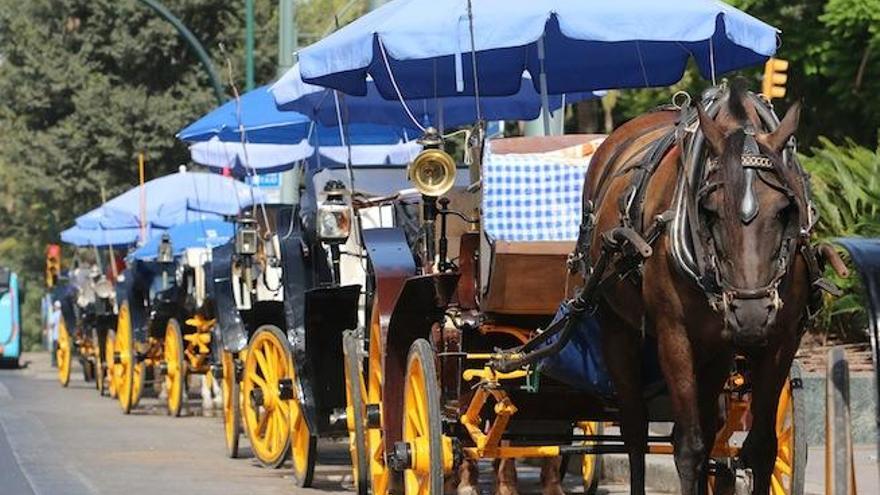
{"left": 483, "top": 148, "right": 590, "bottom": 242}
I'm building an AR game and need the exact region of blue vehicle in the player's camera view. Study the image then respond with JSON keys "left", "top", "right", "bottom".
{"left": 0, "top": 267, "right": 22, "bottom": 367}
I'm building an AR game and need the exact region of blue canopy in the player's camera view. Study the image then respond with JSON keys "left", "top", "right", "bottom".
{"left": 61, "top": 225, "right": 157, "bottom": 248}
{"left": 177, "top": 86, "right": 418, "bottom": 146}
{"left": 74, "top": 170, "right": 262, "bottom": 230}
{"left": 273, "top": 64, "right": 598, "bottom": 129}
{"left": 297, "top": 0, "right": 779, "bottom": 98}
{"left": 131, "top": 220, "right": 233, "bottom": 261}
{"left": 189, "top": 137, "right": 421, "bottom": 174}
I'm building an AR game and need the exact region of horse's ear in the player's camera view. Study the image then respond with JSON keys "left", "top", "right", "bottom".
{"left": 759, "top": 101, "right": 801, "bottom": 153}
{"left": 698, "top": 105, "right": 725, "bottom": 156}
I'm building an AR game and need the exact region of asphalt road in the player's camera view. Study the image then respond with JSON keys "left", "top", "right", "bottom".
{"left": 0, "top": 352, "right": 625, "bottom": 495}
{"left": 3, "top": 352, "right": 876, "bottom": 495}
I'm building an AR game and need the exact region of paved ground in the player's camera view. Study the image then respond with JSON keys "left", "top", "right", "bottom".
{"left": 0, "top": 352, "right": 639, "bottom": 495}
{"left": 0, "top": 352, "right": 876, "bottom": 494}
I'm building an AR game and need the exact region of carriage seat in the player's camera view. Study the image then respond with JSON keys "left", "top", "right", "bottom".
{"left": 480, "top": 135, "right": 605, "bottom": 316}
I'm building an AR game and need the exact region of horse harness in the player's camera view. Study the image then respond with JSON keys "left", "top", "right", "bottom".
{"left": 489, "top": 84, "right": 835, "bottom": 373}
{"left": 571, "top": 84, "right": 836, "bottom": 326}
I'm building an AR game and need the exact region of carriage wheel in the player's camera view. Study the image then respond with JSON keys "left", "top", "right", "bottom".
{"left": 221, "top": 350, "right": 241, "bottom": 458}
{"left": 343, "top": 331, "right": 369, "bottom": 495}
{"left": 580, "top": 421, "right": 603, "bottom": 495}
{"left": 290, "top": 368, "right": 317, "bottom": 487}
{"left": 402, "top": 339, "right": 447, "bottom": 495}
{"left": 131, "top": 361, "right": 146, "bottom": 408}
{"left": 106, "top": 330, "right": 117, "bottom": 398}
{"left": 770, "top": 361, "right": 806, "bottom": 495}
{"left": 56, "top": 318, "right": 71, "bottom": 387}
{"left": 114, "top": 302, "right": 136, "bottom": 414}
{"left": 242, "top": 325, "right": 293, "bottom": 468}
{"left": 164, "top": 318, "right": 186, "bottom": 417}
{"left": 92, "top": 328, "right": 105, "bottom": 395}
{"left": 367, "top": 310, "right": 390, "bottom": 495}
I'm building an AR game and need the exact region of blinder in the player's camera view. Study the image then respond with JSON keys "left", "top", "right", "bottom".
{"left": 698, "top": 122, "right": 802, "bottom": 335}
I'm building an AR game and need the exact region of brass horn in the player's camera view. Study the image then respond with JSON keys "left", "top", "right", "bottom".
{"left": 409, "top": 128, "right": 456, "bottom": 197}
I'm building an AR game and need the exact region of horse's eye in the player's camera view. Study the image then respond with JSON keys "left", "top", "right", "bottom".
{"left": 775, "top": 202, "right": 793, "bottom": 220}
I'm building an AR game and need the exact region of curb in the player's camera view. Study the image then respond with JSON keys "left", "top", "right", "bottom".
{"left": 601, "top": 454, "right": 679, "bottom": 493}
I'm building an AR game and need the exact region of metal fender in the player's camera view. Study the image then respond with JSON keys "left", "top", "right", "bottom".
{"left": 211, "top": 242, "right": 248, "bottom": 352}
{"left": 297, "top": 284, "right": 361, "bottom": 435}
{"left": 381, "top": 271, "right": 459, "bottom": 459}
{"left": 833, "top": 237, "right": 880, "bottom": 453}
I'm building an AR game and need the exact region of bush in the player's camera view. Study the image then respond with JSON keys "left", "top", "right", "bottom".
{"left": 800, "top": 138, "right": 880, "bottom": 339}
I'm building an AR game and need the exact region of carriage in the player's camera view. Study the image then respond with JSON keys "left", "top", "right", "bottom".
{"left": 334, "top": 119, "right": 808, "bottom": 495}
{"left": 212, "top": 162, "right": 424, "bottom": 484}
{"left": 111, "top": 220, "right": 232, "bottom": 415}
{"left": 48, "top": 244, "right": 121, "bottom": 392}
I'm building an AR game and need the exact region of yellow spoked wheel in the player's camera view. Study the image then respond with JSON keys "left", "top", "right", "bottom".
{"left": 580, "top": 421, "right": 603, "bottom": 495}
{"left": 106, "top": 330, "right": 117, "bottom": 398}
{"left": 290, "top": 358, "right": 317, "bottom": 488}
{"left": 343, "top": 331, "right": 369, "bottom": 495}
{"left": 164, "top": 318, "right": 186, "bottom": 417}
{"left": 367, "top": 310, "right": 390, "bottom": 495}
{"left": 56, "top": 318, "right": 71, "bottom": 387}
{"left": 770, "top": 361, "right": 806, "bottom": 495}
{"left": 221, "top": 350, "right": 241, "bottom": 458}
{"left": 402, "top": 339, "right": 450, "bottom": 495}
{"left": 242, "top": 325, "right": 293, "bottom": 468}
{"left": 114, "top": 302, "right": 136, "bottom": 414}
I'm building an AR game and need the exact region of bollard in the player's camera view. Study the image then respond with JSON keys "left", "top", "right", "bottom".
{"left": 825, "top": 346, "right": 857, "bottom": 495}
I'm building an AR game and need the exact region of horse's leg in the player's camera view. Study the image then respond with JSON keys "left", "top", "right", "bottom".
{"left": 456, "top": 458, "right": 480, "bottom": 495}
{"left": 656, "top": 318, "right": 704, "bottom": 495}
{"left": 600, "top": 307, "right": 646, "bottom": 495}
{"left": 742, "top": 337, "right": 798, "bottom": 494}
{"left": 494, "top": 458, "right": 519, "bottom": 495}
{"left": 696, "top": 357, "right": 734, "bottom": 495}
{"left": 540, "top": 457, "right": 565, "bottom": 495}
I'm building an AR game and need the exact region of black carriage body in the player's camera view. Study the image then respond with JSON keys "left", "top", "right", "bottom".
{"left": 117, "top": 260, "right": 180, "bottom": 343}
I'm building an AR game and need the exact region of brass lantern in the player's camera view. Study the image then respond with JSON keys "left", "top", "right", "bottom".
{"left": 409, "top": 127, "right": 456, "bottom": 197}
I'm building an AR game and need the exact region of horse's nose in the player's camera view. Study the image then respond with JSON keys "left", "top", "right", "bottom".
{"left": 727, "top": 298, "right": 775, "bottom": 347}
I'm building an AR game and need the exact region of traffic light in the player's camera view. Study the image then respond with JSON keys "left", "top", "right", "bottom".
{"left": 46, "top": 244, "right": 61, "bottom": 288}
{"left": 762, "top": 57, "right": 789, "bottom": 101}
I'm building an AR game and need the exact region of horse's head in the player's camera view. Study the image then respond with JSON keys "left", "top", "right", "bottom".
{"left": 696, "top": 83, "right": 804, "bottom": 347}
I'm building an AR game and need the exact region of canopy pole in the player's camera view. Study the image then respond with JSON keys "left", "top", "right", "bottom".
{"left": 139, "top": 152, "right": 147, "bottom": 244}
{"left": 101, "top": 185, "right": 119, "bottom": 280}
{"left": 537, "top": 35, "right": 551, "bottom": 137}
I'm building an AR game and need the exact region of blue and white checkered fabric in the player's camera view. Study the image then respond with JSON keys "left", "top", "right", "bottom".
{"left": 483, "top": 149, "right": 589, "bottom": 242}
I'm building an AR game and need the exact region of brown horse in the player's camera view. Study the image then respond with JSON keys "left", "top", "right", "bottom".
{"left": 584, "top": 82, "right": 818, "bottom": 495}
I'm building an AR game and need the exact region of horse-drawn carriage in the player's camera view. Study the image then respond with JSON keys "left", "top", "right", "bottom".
{"left": 49, "top": 244, "right": 121, "bottom": 392}
{"left": 212, "top": 162, "right": 426, "bottom": 484}
{"left": 111, "top": 220, "right": 232, "bottom": 415}
{"left": 331, "top": 80, "right": 844, "bottom": 495}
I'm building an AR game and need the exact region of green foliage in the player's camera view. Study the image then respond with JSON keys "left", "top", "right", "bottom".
{"left": 800, "top": 139, "right": 880, "bottom": 338}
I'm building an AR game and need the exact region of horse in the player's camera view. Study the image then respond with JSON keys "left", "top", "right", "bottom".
{"left": 582, "top": 81, "right": 835, "bottom": 495}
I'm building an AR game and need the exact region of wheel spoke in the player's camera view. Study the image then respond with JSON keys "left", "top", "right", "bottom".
{"left": 774, "top": 456, "right": 792, "bottom": 476}
{"left": 770, "top": 472, "right": 785, "bottom": 495}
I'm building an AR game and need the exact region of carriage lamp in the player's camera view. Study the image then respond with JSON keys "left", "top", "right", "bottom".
{"left": 157, "top": 233, "right": 174, "bottom": 263}
{"left": 235, "top": 212, "right": 259, "bottom": 256}
{"left": 409, "top": 127, "right": 456, "bottom": 198}
{"left": 317, "top": 180, "right": 352, "bottom": 244}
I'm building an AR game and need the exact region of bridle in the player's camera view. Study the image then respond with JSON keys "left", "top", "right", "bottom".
{"left": 694, "top": 121, "right": 808, "bottom": 329}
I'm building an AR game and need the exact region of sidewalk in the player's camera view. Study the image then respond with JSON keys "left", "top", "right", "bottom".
{"left": 600, "top": 446, "right": 878, "bottom": 494}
